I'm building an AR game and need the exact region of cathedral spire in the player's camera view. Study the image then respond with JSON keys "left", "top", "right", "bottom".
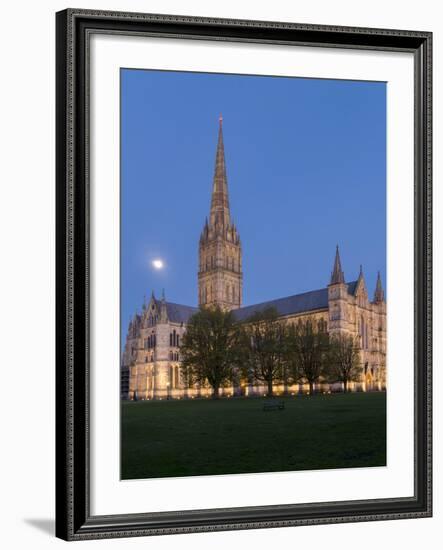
{"left": 330, "top": 245, "right": 345, "bottom": 284}
{"left": 210, "top": 114, "right": 230, "bottom": 228}
{"left": 374, "top": 271, "right": 385, "bottom": 303}
{"left": 198, "top": 116, "right": 242, "bottom": 311}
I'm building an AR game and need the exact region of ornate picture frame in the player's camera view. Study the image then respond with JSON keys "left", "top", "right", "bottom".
{"left": 55, "top": 8, "right": 432, "bottom": 540}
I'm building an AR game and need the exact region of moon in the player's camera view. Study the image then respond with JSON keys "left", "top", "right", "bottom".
{"left": 152, "top": 259, "right": 164, "bottom": 270}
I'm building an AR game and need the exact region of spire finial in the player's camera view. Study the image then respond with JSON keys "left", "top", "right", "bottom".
{"left": 219, "top": 113, "right": 223, "bottom": 124}
{"left": 330, "top": 244, "right": 345, "bottom": 285}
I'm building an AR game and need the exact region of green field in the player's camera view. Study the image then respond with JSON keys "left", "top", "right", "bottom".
{"left": 121, "top": 392, "right": 386, "bottom": 480}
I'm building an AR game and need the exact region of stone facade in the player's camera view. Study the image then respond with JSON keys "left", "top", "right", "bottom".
{"left": 121, "top": 118, "right": 386, "bottom": 400}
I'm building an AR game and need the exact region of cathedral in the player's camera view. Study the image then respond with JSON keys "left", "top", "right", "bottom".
{"left": 121, "top": 117, "right": 386, "bottom": 400}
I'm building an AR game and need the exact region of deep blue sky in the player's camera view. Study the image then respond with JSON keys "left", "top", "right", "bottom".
{"left": 121, "top": 69, "right": 386, "bottom": 339}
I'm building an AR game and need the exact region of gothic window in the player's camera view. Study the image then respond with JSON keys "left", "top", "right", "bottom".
{"left": 331, "top": 305, "right": 340, "bottom": 321}
{"left": 360, "top": 316, "right": 368, "bottom": 350}
{"left": 176, "top": 366, "right": 180, "bottom": 387}
{"left": 169, "top": 333, "right": 172, "bottom": 346}
{"left": 177, "top": 335, "right": 180, "bottom": 347}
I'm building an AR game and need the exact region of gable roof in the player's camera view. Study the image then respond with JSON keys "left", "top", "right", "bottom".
{"left": 151, "top": 280, "right": 358, "bottom": 325}
{"left": 347, "top": 280, "right": 358, "bottom": 295}
{"left": 154, "top": 300, "right": 199, "bottom": 324}
{"left": 233, "top": 281, "right": 358, "bottom": 321}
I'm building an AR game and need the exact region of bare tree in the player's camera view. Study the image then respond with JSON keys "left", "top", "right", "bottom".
{"left": 241, "top": 307, "right": 287, "bottom": 397}
{"left": 326, "top": 333, "right": 362, "bottom": 392}
{"left": 287, "top": 318, "right": 329, "bottom": 395}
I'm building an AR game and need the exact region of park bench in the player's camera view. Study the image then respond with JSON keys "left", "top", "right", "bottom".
{"left": 263, "top": 399, "right": 285, "bottom": 411}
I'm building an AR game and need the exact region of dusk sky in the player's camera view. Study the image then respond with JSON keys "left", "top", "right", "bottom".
{"left": 121, "top": 69, "right": 386, "bottom": 342}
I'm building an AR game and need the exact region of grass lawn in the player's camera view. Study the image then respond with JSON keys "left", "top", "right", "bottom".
{"left": 121, "top": 392, "right": 386, "bottom": 480}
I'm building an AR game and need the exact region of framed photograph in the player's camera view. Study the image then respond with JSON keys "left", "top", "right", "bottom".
{"left": 55, "top": 8, "right": 432, "bottom": 540}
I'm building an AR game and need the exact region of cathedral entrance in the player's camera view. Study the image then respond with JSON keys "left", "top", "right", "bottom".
{"left": 364, "top": 363, "right": 374, "bottom": 391}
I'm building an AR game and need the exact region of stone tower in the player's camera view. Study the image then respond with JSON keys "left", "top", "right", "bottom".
{"left": 328, "top": 245, "right": 349, "bottom": 335}
{"left": 198, "top": 116, "right": 242, "bottom": 310}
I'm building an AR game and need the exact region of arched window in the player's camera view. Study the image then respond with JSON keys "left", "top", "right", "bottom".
{"left": 176, "top": 366, "right": 180, "bottom": 387}
{"left": 176, "top": 335, "right": 180, "bottom": 347}
{"left": 360, "top": 316, "right": 368, "bottom": 350}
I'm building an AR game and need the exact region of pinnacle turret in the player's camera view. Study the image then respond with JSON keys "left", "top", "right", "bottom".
{"left": 159, "top": 288, "right": 168, "bottom": 322}
{"left": 330, "top": 245, "right": 345, "bottom": 284}
{"left": 373, "top": 271, "right": 385, "bottom": 303}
